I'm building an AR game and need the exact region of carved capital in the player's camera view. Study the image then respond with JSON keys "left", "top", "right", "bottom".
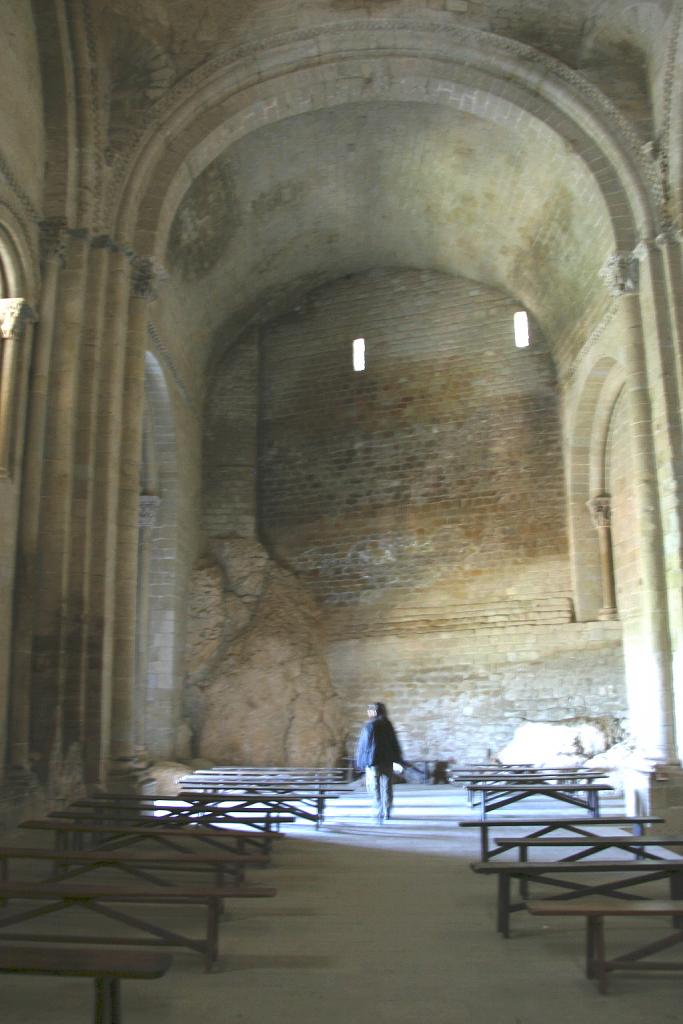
{"left": 587, "top": 495, "right": 611, "bottom": 530}
{"left": 38, "top": 218, "right": 68, "bottom": 266}
{"left": 139, "top": 493, "right": 161, "bottom": 528}
{"left": 599, "top": 251, "right": 640, "bottom": 297}
{"left": 91, "top": 234, "right": 121, "bottom": 253}
{"left": 655, "top": 224, "right": 683, "bottom": 250}
{"left": 0, "top": 298, "right": 36, "bottom": 340}
{"left": 130, "top": 257, "right": 159, "bottom": 301}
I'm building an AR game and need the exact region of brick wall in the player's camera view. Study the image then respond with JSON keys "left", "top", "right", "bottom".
{"left": 253, "top": 268, "right": 626, "bottom": 753}
{"left": 259, "top": 268, "right": 570, "bottom": 619}
{"left": 331, "top": 622, "right": 624, "bottom": 761}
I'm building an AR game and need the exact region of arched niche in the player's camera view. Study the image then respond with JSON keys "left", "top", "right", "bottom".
{"left": 567, "top": 357, "right": 626, "bottom": 622}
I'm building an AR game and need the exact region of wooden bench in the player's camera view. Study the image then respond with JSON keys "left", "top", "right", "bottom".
{"left": 0, "top": 845, "right": 269, "bottom": 889}
{"left": 0, "top": 879, "right": 276, "bottom": 970}
{"left": 461, "top": 771, "right": 608, "bottom": 806}
{"left": 179, "top": 776, "right": 354, "bottom": 796}
{"left": 0, "top": 944, "right": 172, "bottom": 1023}
{"left": 22, "top": 818, "right": 282, "bottom": 857}
{"left": 527, "top": 898, "right": 683, "bottom": 993}
{"left": 49, "top": 803, "right": 294, "bottom": 837}
{"left": 174, "top": 790, "right": 334, "bottom": 829}
{"left": 471, "top": 859, "right": 683, "bottom": 937}
{"left": 69, "top": 793, "right": 290, "bottom": 825}
{"left": 493, "top": 835, "right": 683, "bottom": 864}
{"left": 458, "top": 815, "right": 663, "bottom": 860}
{"left": 467, "top": 782, "right": 613, "bottom": 817}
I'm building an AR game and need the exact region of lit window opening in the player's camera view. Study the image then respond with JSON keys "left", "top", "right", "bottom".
{"left": 513, "top": 311, "right": 529, "bottom": 348}
{"left": 353, "top": 337, "right": 366, "bottom": 371}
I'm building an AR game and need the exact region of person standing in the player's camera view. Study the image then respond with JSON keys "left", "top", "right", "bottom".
{"left": 355, "top": 702, "right": 404, "bottom": 824}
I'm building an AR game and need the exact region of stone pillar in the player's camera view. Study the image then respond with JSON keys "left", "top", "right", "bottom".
{"left": 0, "top": 300, "right": 35, "bottom": 477}
{"left": 10, "top": 220, "right": 66, "bottom": 774}
{"left": 108, "top": 258, "right": 158, "bottom": 791}
{"left": 650, "top": 228, "right": 683, "bottom": 769}
{"left": 0, "top": 300, "right": 36, "bottom": 779}
{"left": 586, "top": 495, "right": 618, "bottom": 620}
{"left": 600, "top": 249, "right": 678, "bottom": 767}
{"left": 28, "top": 229, "right": 92, "bottom": 785}
{"left": 134, "top": 493, "right": 161, "bottom": 755}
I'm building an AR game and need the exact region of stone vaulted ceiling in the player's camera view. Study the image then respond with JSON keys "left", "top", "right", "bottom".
{"left": 95, "top": 0, "right": 672, "bottom": 374}
{"left": 159, "top": 95, "right": 613, "bottom": 375}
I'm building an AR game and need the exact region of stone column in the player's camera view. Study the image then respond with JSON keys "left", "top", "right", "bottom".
{"left": 0, "top": 300, "right": 35, "bottom": 477}
{"left": 28, "top": 228, "right": 92, "bottom": 784}
{"left": 134, "top": 493, "right": 161, "bottom": 755}
{"left": 586, "top": 495, "right": 618, "bottom": 620}
{"left": 83, "top": 246, "right": 131, "bottom": 786}
{"left": 0, "top": 300, "right": 36, "bottom": 778}
{"left": 600, "top": 249, "right": 678, "bottom": 767}
{"left": 108, "top": 258, "right": 158, "bottom": 791}
{"left": 10, "top": 221, "right": 66, "bottom": 773}
{"left": 651, "top": 228, "right": 683, "bottom": 770}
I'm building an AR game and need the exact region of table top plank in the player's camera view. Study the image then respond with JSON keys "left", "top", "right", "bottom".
{"left": 0, "top": 945, "right": 172, "bottom": 978}
{"left": 527, "top": 898, "right": 683, "bottom": 916}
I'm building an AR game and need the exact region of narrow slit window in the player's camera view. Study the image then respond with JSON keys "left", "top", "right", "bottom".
{"left": 513, "top": 311, "right": 529, "bottom": 348}
{"left": 353, "top": 337, "right": 366, "bottom": 371}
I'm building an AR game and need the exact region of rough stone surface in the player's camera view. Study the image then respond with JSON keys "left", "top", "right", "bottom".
{"left": 186, "top": 538, "right": 344, "bottom": 765}
{"left": 495, "top": 718, "right": 624, "bottom": 767}
{"left": 144, "top": 760, "right": 192, "bottom": 795}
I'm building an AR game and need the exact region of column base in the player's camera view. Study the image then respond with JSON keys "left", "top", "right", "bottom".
{"left": 597, "top": 607, "right": 618, "bottom": 621}
{"left": 622, "top": 760, "right": 683, "bottom": 832}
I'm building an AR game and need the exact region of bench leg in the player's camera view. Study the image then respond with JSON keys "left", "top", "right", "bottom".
{"left": 586, "top": 917, "right": 608, "bottom": 994}
{"left": 94, "top": 977, "right": 119, "bottom": 1024}
{"left": 206, "top": 897, "right": 220, "bottom": 971}
{"left": 497, "top": 874, "right": 510, "bottom": 938}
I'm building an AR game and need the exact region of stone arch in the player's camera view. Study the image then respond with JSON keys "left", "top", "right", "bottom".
{"left": 136, "top": 352, "right": 181, "bottom": 759}
{"left": 0, "top": 204, "right": 36, "bottom": 302}
{"left": 567, "top": 357, "right": 626, "bottom": 622}
{"left": 110, "top": 23, "right": 659, "bottom": 263}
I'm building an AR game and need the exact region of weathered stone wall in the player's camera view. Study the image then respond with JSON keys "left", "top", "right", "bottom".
{"left": 260, "top": 268, "right": 569, "bottom": 616}
{"left": 0, "top": 0, "right": 44, "bottom": 217}
{"left": 252, "top": 268, "right": 627, "bottom": 756}
{"left": 185, "top": 538, "right": 343, "bottom": 765}
{"left": 330, "top": 622, "right": 624, "bottom": 762}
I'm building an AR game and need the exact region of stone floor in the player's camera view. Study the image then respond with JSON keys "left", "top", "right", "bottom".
{"left": 1, "top": 785, "right": 681, "bottom": 1023}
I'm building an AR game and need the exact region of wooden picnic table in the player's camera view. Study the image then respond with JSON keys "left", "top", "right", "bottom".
{"left": 0, "top": 878, "right": 276, "bottom": 970}
{"left": 174, "top": 790, "right": 334, "bottom": 829}
{"left": 462, "top": 772, "right": 609, "bottom": 807}
{"left": 493, "top": 835, "right": 683, "bottom": 864}
{"left": 21, "top": 817, "right": 282, "bottom": 856}
{"left": 527, "top": 898, "right": 683, "bottom": 993}
{"left": 458, "top": 815, "right": 665, "bottom": 861}
{"left": 75, "top": 790, "right": 329, "bottom": 829}
{"left": 0, "top": 845, "right": 268, "bottom": 889}
{"left": 467, "top": 782, "right": 613, "bottom": 818}
{"left": 452, "top": 766, "right": 604, "bottom": 779}
{"left": 61, "top": 797, "right": 294, "bottom": 834}
{"left": 179, "top": 776, "right": 354, "bottom": 796}
{"left": 0, "top": 945, "right": 172, "bottom": 1024}
{"left": 471, "top": 858, "right": 683, "bottom": 937}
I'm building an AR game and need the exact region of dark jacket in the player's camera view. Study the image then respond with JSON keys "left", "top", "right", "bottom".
{"left": 355, "top": 716, "right": 403, "bottom": 770}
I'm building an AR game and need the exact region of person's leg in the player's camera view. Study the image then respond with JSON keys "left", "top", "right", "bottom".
{"left": 377, "top": 765, "right": 393, "bottom": 822}
{"left": 365, "top": 766, "right": 381, "bottom": 819}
